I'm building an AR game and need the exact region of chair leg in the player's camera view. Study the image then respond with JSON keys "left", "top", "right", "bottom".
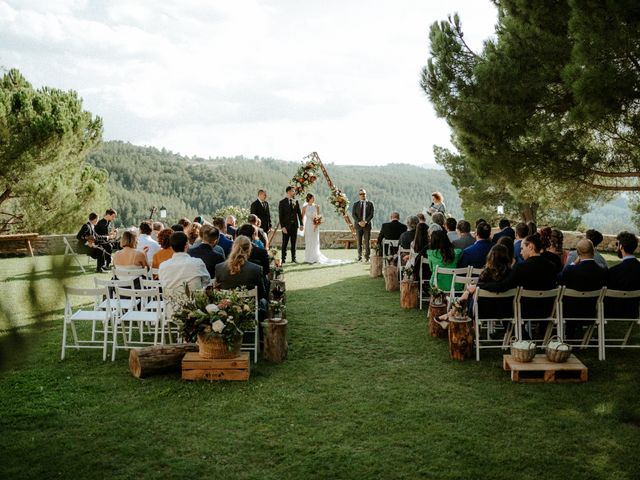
{"left": 69, "top": 321, "right": 80, "bottom": 350}
{"left": 474, "top": 319, "right": 481, "bottom": 361}
{"left": 61, "top": 321, "right": 68, "bottom": 360}
{"left": 111, "top": 321, "right": 118, "bottom": 361}
{"left": 102, "top": 320, "right": 109, "bottom": 361}
{"left": 622, "top": 322, "right": 634, "bottom": 347}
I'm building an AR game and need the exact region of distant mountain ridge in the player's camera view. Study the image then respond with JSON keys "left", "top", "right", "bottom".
{"left": 87, "top": 141, "right": 462, "bottom": 230}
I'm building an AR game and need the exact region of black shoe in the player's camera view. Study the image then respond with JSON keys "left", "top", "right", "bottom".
{"left": 357, "top": 257, "right": 362, "bottom": 262}
{"left": 96, "top": 267, "right": 105, "bottom": 273}
{"left": 292, "top": 259, "right": 298, "bottom": 263}
{"left": 102, "top": 264, "right": 112, "bottom": 271}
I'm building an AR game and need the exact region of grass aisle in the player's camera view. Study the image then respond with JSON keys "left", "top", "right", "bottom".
{"left": 1, "top": 251, "right": 640, "bottom": 479}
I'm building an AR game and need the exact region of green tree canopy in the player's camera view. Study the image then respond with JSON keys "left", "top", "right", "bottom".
{"left": 0, "top": 68, "right": 107, "bottom": 233}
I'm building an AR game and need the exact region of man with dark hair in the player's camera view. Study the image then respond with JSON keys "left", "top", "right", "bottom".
{"left": 94, "top": 209, "right": 119, "bottom": 268}
{"left": 212, "top": 217, "right": 233, "bottom": 256}
{"left": 458, "top": 222, "right": 493, "bottom": 268}
{"left": 171, "top": 224, "right": 184, "bottom": 232}
{"left": 452, "top": 220, "right": 474, "bottom": 250}
{"left": 250, "top": 189, "right": 272, "bottom": 233}
{"left": 492, "top": 218, "right": 515, "bottom": 244}
{"left": 605, "top": 231, "right": 640, "bottom": 319}
{"left": 475, "top": 218, "right": 487, "bottom": 227}
{"left": 76, "top": 212, "right": 109, "bottom": 272}
{"left": 188, "top": 225, "right": 225, "bottom": 278}
{"left": 177, "top": 218, "right": 191, "bottom": 229}
{"left": 248, "top": 214, "right": 269, "bottom": 249}
{"left": 377, "top": 212, "right": 407, "bottom": 257}
{"left": 278, "top": 186, "right": 303, "bottom": 263}
{"left": 352, "top": 189, "right": 374, "bottom": 262}
{"left": 137, "top": 221, "right": 160, "bottom": 265}
{"left": 514, "top": 222, "right": 529, "bottom": 264}
{"left": 565, "top": 229, "right": 608, "bottom": 270}
{"left": 445, "top": 217, "right": 458, "bottom": 242}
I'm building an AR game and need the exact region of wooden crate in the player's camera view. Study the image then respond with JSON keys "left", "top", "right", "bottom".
{"left": 503, "top": 354, "right": 588, "bottom": 383}
{"left": 182, "top": 351, "right": 250, "bottom": 381}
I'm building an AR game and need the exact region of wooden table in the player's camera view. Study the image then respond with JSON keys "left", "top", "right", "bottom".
{"left": 0, "top": 233, "right": 39, "bottom": 256}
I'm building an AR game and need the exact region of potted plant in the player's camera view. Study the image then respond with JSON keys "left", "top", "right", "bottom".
{"left": 269, "top": 300, "right": 286, "bottom": 321}
{"left": 272, "top": 265, "right": 284, "bottom": 280}
{"left": 402, "top": 265, "right": 414, "bottom": 282}
{"left": 173, "top": 287, "right": 256, "bottom": 359}
{"left": 429, "top": 285, "right": 447, "bottom": 307}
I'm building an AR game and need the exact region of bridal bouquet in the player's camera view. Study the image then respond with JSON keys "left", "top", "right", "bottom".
{"left": 173, "top": 287, "right": 256, "bottom": 348}
{"left": 329, "top": 188, "right": 349, "bottom": 215}
{"left": 312, "top": 214, "right": 324, "bottom": 231}
{"left": 291, "top": 159, "right": 319, "bottom": 195}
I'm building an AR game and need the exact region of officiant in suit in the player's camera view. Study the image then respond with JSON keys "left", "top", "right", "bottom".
{"left": 250, "top": 189, "right": 272, "bottom": 233}
{"left": 352, "top": 189, "right": 374, "bottom": 262}
{"left": 278, "top": 186, "right": 303, "bottom": 263}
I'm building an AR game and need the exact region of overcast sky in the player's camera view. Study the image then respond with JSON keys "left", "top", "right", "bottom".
{"left": 0, "top": 0, "right": 497, "bottom": 166}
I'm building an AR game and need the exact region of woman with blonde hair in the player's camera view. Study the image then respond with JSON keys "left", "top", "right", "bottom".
{"left": 214, "top": 236, "right": 266, "bottom": 301}
{"left": 113, "top": 231, "right": 148, "bottom": 269}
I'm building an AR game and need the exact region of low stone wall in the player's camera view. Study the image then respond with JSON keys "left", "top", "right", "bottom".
{"left": 0, "top": 229, "right": 628, "bottom": 257}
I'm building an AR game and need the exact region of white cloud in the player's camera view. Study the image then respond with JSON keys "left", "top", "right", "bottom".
{"left": 0, "top": 0, "right": 497, "bottom": 166}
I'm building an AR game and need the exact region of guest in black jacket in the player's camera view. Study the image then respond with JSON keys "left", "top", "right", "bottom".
{"left": 377, "top": 212, "right": 407, "bottom": 257}
{"left": 492, "top": 218, "right": 515, "bottom": 244}
{"left": 250, "top": 189, "right": 272, "bottom": 233}
{"left": 236, "top": 224, "right": 270, "bottom": 277}
{"left": 76, "top": 212, "right": 108, "bottom": 272}
{"left": 482, "top": 234, "right": 558, "bottom": 336}
{"left": 559, "top": 239, "right": 607, "bottom": 337}
{"left": 606, "top": 231, "right": 640, "bottom": 318}
{"left": 188, "top": 225, "right": 225, "bottom": 278}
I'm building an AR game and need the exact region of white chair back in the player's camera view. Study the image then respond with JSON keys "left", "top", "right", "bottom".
{"left": 62, "top": 286, "right": 111, "bottom": 361}
{"left": 600, "top": 288, "right": 640, "bottom": 359}
{"left": 516, "top": 287, "right": 562, "bottom": 343}
{"left": 473, "top": 287, "right": 519, "bottom": 361}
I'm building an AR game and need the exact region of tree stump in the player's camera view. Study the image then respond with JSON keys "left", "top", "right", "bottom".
{"left": 370, "top": 256, "right": 383, "bottom": 277}
{"left": 263, "top": 319, "right": 288, "bottom": 363}
{"left": 383, "top": 265, "right": 399, "bottom": 291}
{"left": 448, "top": 316, "right": 474, "bottom": 361}
{"left": 428, "top": 303, "right": 448, "bottom": 338}
{"left": 400, "top": 281, "right": 418, "bottom": 309}
{"left": 129, "top": 344, "right": 198, "bottom": 378}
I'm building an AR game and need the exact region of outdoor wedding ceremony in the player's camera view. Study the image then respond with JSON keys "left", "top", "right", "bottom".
{"left": 1, "top": 1, "right": 640, "bottom": 479}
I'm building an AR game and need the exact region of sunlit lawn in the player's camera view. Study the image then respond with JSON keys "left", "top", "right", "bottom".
{"left": 1, "top": 251, "right": 640, "bottom": 479}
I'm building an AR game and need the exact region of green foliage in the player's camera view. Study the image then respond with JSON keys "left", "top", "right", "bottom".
{"left": 0, "top": 68, "right": 106, "bottom": 233}
{"left": 88, "top": 141, "right": 463, "bottom": 230}
{"left": 213, "top": 205, "right": 250, "bottom": 224}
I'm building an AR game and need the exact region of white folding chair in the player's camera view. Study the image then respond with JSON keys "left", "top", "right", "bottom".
{"left": 382, "top": 239, "right": 399, "bottom": 268}
{"left": 93, "top": 277, "right": 136, "bottom": 340}
{"left": 151, "top": 267, "right": 160, "bottom": 279}
{"left": 140, "top": 278, "right": 175, "bottom": 344}
{"left": 237, "top": 287, "right": 260, "bottom": 363}
{"left": 433, "top": 266, "right": 470, "bottom": 299}
{"left": 62, "top": 286, "right": 111, "bottom": 360}
{"left": 448, "top": 275, "right": 477, "bottom": 309}
{"left": 516, "top": 288, "right": 562, "bottom": 344}
{"left": 558, "top": 287, "right": 605, "bottom": 359}
{"left": 397, "top": 246, "right": 413, "bottom": 282}
{"left": 473, "top": 287, "right": 519, "bottom": 361}
{"left": 63, "top": 237, "right": 86, "bottom": 273}
{"left": 113, "top": 267, "right": 149, "bottom": 282}
{"left": 418, "top": 257, "right": 430, "bottom": 310}
{"left": 111, "top": 286, "right": 162, "bottom": 360}
{"left": 469, "top": 267, "right": 483, "bottom": 277}
{"left": 601, "top": 288, "right": 640, "bottom": 360}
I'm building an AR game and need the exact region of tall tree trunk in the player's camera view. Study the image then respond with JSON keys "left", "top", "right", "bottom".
{"left": 519, "top": 202, "right": 538, "bottom": 223}
{"left": 0, "top": 188, "right": 12, "bottom": 206}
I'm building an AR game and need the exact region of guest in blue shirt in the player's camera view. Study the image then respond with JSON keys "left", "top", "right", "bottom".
{"left": 458, "top": 222, "right": 493, "bottom": 268}
{"left": 213, "top": 217, "right": 234, "bottom": 256}
{"left": 513, "top": 222, "right": 529, "bottom": 264}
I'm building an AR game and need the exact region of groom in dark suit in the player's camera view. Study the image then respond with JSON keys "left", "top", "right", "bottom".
{"left": 278, "top": 186, "right": 303, "bottom": 263}
{"left": 250, "top": 189, "right": 272, "bottom": 233}
{"left": 352, "top": 189, "right": 374, "bottom": 262}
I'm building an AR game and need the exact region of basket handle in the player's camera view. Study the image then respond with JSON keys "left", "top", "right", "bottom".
{"left": 547, "top": 334, "right": 569, "bottom": 352}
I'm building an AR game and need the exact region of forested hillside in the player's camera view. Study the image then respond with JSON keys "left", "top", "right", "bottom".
{"left": 88, "top": 142, "right": 462, "bottom": 230}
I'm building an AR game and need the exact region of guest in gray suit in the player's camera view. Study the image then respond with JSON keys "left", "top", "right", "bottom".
{"left": 352, "top": 189, "right": 374, "bottom": 262}
{"left": 215, "top": 236, "right": 266, "bottom": 302}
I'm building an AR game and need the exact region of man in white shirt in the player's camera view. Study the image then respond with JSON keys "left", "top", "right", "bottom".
{"left": 159, "top": 231, "right": 211, "bottom": 321}
{"left": 137, "top": 222, "right": 161, "bottom": 265}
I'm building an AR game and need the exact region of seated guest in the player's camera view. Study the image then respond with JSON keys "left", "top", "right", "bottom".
{"left": 248, "top": 214, "right": 269, "bottom": 249}
{"left": 452, "top": 220, "right": 474, "bottom": 250}
{"left": 215, "top": 236, "right": 267, "bottom": 303}
{"left": 427, "top": 230, "right": 463, "bottom": 292}
{"left": 559, "top": 239, "right": 607, "bottom": 338}
{"left": 481, "top": 234, "right": 558, "bottom": 335}
{"left": 514, "top": 222, "right": 529, "bottom": 264}
{"left": 475, "top": 218, "right": 487, "bottom": 227}
{"left": 429, "top": 212, "right": 445, "bottom": 233}
{"left": 411, "top": 223, "right": 431, "bottom": 283}
{"left": 94, "top": 208, "right": 119, "bottom": 265}
{"left": 152, "top": 228, "right": 175, "bottom": 270}
{"left": 160, "top": 232, "right": 211, "bottom": 320}
{"left": 399, "top": 215, "right": 419, "bottom": 249}
{"left": 171, "top": 224, "right": 184, "bottom": 232}
{"left": 113, "top": 231, "right": 148, "bottom": 270}
{"left": 186, "top": 222, "right": 202, "bottom": 248}
{"left": 527, "top": 221, "right": 537, "bottom": 236}
{"left": 492, "top": 218, "right": 515, "bottom": 244}
{"left": 376, "top": 212, "right": 407, "bottom": 257}
{"left": 236, "top": 224, "right": 270, "bottom": 277}
{"left": 193, "top": 215, "right": 205, "bottom": 225}
{"left": 178, "top": 218, "right": 191, "bottom": 230}
{"left": 188, "top": 224, "right": 225, "bottom": 278}
{"left": 458, "top": 222, "right": 493, "bottom": 269}
{"left": 416, "top": 213, "right": 427, "bottom": 224}
{"left": 565, "top": 229, "right": 608, "bottom": 270}
{"left": 445, "top": 217, "right": 458, "bottom": 242}
{"left": 137, "top": 221, "right": 161, "bottom": 266}
{"left": 151, "top": 222, "right": 164, "bottom": 241}
{"left": 76, "top": 212, "right": 109, "bottom": 273}
{"left": 496, "top": 236, "right": 515, "bottom": 265}
{"left": 605, "top": 231, "right": 640, "bottom": 318}
{"left": 539, "top": 227, "right": 565, "bottom": 273}
{"left": 226, "top": 215, "right": 237, "bottom": 238}
{"left": 212, "top": 217, "right": 233, "bottom": 256}
{"left": 194, "top": 225, "right": 225, "bottom": 259}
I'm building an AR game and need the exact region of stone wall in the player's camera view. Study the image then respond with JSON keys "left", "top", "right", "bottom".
{"left": 0, "top": 229, "right": 630, "bottom": 257}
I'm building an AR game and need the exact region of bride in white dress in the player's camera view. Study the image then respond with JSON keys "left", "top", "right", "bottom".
{"left": 301, "top": 193, "right": 350, "bottom": 265}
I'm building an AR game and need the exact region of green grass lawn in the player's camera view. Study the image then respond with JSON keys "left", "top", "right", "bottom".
{"left": 1, "top": 251, "right": 640, "bottom": 479}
